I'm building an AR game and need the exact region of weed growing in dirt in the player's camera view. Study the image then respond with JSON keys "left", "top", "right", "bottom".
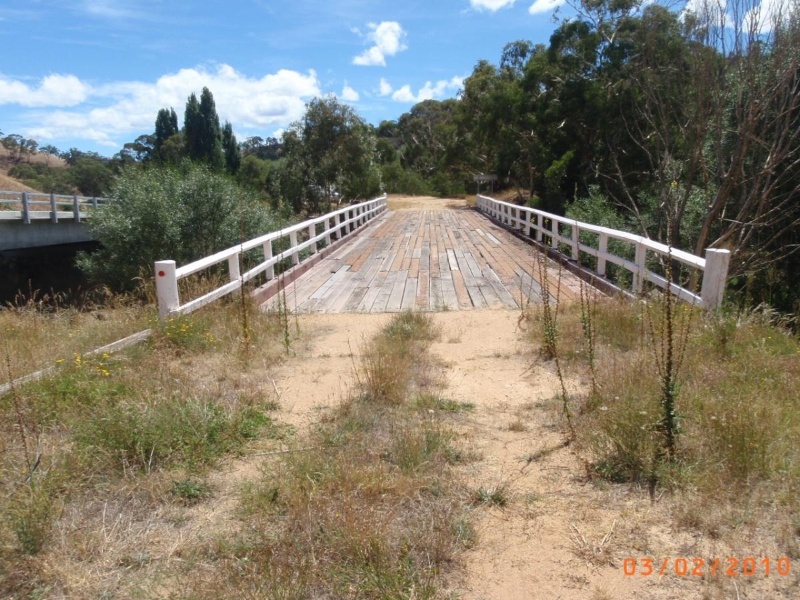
{"left": 189, "top": 311, "right": 470, "bottom": 599}
{"left": 537, "top": 297, "right": 800, "bottom": 548}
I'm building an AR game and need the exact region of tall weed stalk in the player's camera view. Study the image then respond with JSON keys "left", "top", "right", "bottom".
{"left": 643, "top": 240, "right": 693, "bottom": 498}
{"left": 536, "top": 252, "right": 574, "bottom": 441}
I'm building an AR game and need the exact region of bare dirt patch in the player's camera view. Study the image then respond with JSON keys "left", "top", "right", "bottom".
{"left": 387, "top": 194, "right": 470, "bottom": 211}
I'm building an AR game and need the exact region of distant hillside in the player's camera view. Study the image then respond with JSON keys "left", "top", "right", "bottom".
{"left": 0, "top": 146, "right": 68, "bottom": 192}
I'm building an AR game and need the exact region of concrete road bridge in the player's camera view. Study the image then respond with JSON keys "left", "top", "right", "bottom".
{"left": 0, "top": 191, "right": 102, "bottom": 252}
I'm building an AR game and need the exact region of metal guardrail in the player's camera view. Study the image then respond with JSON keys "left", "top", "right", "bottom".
{"left": 476, "top": 195, "right": 730, "bottom": 309}
{"left": 155, "top": 195, "right": 388, "bottom": 318}
{"left": 0, "top": 191, "right": 105, "bottom": 224}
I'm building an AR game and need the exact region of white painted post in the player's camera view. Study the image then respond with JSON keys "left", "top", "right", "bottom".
{"left": 597, "top": 233, "right": 608, "bottom": 277}
{"left": 324, "top": 218, "right": 332, "bottom": 245}
{"left": 550, "top": 219, "right": 559, "bottom": 249}
{"left": 228, "top": 254, "right": 241, "bottom": 282}
{"left": 73, "top": 194, "right": 81, "bottom": 223}
{"left": 634, "top": 242, "right": 647, "bottom": 294}
{"left": 700, "top": 248, "right": 731, "bottom": 309}
{"left": 22, "top": 192, "right": 30, "bottom": 224}
{"left": 308, "top": 222, "right": 317, "bottom": 254}
{"left": 536, "top": 214, "right": 543, "bottom": 242}
{"left": 290, "top": 231, "right": 300, "bottom": 265}
{"left": 524, "top": 210, "right": 532, "bottom": 236}
{"left": 155, "top": 260, "right": 179, "bottom": 319}
{"left": 50, "top": 192, "right": 58, "bottom": 223}
{"left": 263, "top": 240, "right": 274, "bottom": 280}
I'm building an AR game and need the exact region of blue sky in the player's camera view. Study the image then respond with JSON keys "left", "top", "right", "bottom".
{"left": 0, "top": 0, "right": 574, "bottom": 156}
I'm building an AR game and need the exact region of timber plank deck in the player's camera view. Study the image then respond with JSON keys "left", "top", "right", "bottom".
{"left": 265, "top": 207, "right": 586, "bottom": 314}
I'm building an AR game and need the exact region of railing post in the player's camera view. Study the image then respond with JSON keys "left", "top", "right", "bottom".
{"left": 634, "top": 242, "right": 647, "bottom": 294}
{"left": 308, "top": 222, "right": 317, "bottom": 254}
{"left": 73, "top": 194, "right": 81, "bottom": 223}
{"left": 597, "top": 233, "right": 608, "bottom": 277}
{"left": 92, "top": 197, "right": 98, "bottom": 209}
{"left": 324, "top": 218, "right": 332, "bottom": 245}
{"left": 570, "top": 222, "right": 579, "bottom": 260}
{"left": 228, "top": 254, "right": 241, "bottom": 282}
{"left": 550, "top": 219, "right": 558, "bottom": 249}
{"left": 50, "top": 192, "right": 58, "bottom": 223}
{"left": 524, "top": 210, "right": 531, "bottom": 237}
{"left": 21, "top": 192, "right": 30, "bottom": 224}
{"left": 700, "top": 248, "right": 731, "bottom": 309}
{"left": 290, "top": 231, "right": 300, "bottom": 265}
{"left": 263, "top": 240, "right": 274, "bottom": 280}
{"left": 155, "top": 260, "right": 179, "bottom": 319}
{"left": 536, "top": 214, "right": 543, "bottom": 242}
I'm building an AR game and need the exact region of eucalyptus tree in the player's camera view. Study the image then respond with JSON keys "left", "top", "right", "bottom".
{"left": 280, "top": 96, "right": 382, "bottom": 213}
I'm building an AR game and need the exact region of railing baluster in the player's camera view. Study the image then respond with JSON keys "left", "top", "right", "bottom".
{"left": 289, "top": 231, "right": 299, "bottom": 265}
{"left": 597, "top": 233, "right": 608, "bottom": 277}
{"left": 308, "top": 222, "right": 317, "bottom": 254}
{"left": 50, "top": 192, "right": 58, "bottom": 223}
{"left": 228, "top": 254, "right": 241, "bottom": 282}
{"left": 634, "top": 242, "right": 647, "bottom": 294}
{"left": 22, "top": 192, "right": 30, "bottom": 224}
{"left": 73, "top": 194, "right": 81, "bottom": 223}
{"left": 263, "top": 240, "right": 274, "bottom": 280}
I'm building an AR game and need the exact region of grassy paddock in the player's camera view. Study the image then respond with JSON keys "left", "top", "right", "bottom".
{"left": 525, "top": 295, "right": 800, "bottom": 553}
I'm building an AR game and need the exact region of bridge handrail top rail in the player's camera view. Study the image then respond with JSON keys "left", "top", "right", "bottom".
{"left": 476, "top": 194, "right": 705, "bottom": 269}
{"left": 174, "top": 195, "right": 387, "bottom": 279}
{"left": 0, "top": 191, "right": 104, "bottom": 201}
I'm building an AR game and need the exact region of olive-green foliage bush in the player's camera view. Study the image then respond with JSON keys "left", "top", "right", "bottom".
{"left": 77, "top": 164, "right": 281, "bottom": 290}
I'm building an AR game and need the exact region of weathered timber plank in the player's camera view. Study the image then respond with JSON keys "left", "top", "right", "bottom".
{"left": 401, "top": 277, "right": 418, "bottom": 311}
{"left": 386, "top": 270, "right": 408, "bottom": 312}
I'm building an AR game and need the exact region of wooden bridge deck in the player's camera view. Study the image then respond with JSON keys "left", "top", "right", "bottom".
{"left": 266, "top": 207, "right": 586, "bottom": 313}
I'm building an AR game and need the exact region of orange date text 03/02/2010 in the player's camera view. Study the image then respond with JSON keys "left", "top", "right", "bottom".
{"left": 622, "top": 557, "right": 792, "bottom": 577}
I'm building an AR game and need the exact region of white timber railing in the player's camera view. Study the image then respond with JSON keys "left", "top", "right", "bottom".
{"left": 155, "top": 195, "right": 388, "bottom": 318}
{"left": 476, "top": 194, "right": 730, "bottom": 309}
{"left": 0, "top": 191, "right": 104, "bottom": 223}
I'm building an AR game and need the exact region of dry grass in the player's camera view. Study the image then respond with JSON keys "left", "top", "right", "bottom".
{"left": 0, "top": 308, "right": 472, "bottom": 598}
{"left": 0, "top": 296, "right": 293, "bottom": 598}
{"left": 1, "top": 289, "right": 152, "bottom": 382}
{"left": 172, "top": 311, "right": 471, "bottom": 599}
{"left": 525, "top": 295, "right": 800, "bottom": 556}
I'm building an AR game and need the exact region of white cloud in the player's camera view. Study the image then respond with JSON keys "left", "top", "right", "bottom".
{"left": 681, "top": 0, "right": 729, "bottom": 25}
{"left": 378, "top": 78, "right": 393, "bottom": 96}
{"left": 0, "top": 74, "right": 92, "bottom": 107}
{"left": 528, "top": 0, "right": 566, "bottom": 15}
{"left": 353, "top": 21, "right": 408, "bottom": 67}
{"left": 18, "top": 64, "right": 320, "bottom": 148}
{"left": 390, "top": 77, "right": 464, "bottom": 103}
{"left": 340, "top": 83, "right": 359, "bottom": 102}
{"left": 470, "top": 0, "right": 516, "bottom": 11}
{"left": 742, "top": 0, "right": 796, "bottom": 33}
